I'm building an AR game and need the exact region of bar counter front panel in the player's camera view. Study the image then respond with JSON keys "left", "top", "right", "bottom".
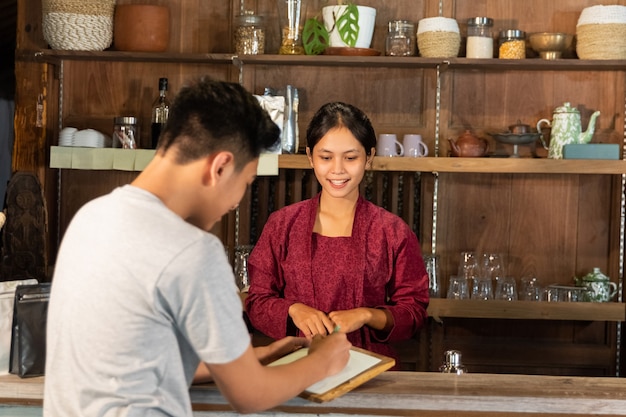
{"left": 2, "top": 372, "right": 626, "bottom": 416}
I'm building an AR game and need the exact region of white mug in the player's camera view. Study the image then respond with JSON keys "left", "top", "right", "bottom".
{"left": 403, "top": 134, "right": 429, "bottom": 157}
{"left": 377, "top": 134, "right": 404, "bottom": 157}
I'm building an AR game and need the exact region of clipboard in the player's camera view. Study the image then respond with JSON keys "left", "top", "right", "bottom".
{"left": 268, "top": 346, "right": 395, "bottom": 403}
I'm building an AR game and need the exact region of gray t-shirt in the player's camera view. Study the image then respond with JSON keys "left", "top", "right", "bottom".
{"left": 44, "top": 185, "right": 249, "bottom": 416}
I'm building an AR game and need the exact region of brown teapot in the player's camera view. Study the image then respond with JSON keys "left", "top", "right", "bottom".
{"left": 448, "top": 130, "right": 489, "bottom": 157}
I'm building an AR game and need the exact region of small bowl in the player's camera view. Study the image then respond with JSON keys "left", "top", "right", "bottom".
{"left": 528, "top": 32, "right": 574, "bottom": 60}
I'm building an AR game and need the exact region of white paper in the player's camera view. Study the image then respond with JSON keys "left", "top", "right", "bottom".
{"left": 268, "top": 348, "right": 382, "bottom": 395}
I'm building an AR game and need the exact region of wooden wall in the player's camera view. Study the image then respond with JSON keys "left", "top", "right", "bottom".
{"left": 13, "top": 0, "right": 626, "bottom": 375}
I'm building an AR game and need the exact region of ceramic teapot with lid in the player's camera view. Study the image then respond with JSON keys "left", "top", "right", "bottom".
{"left": 574, "top": 267, "right": 617, "bottom": 302}
{"left": 536, "top": 102, "right": 600, "bottom": 159}
{"left": 448, "top": 130, "right": 489, "bottom": 157}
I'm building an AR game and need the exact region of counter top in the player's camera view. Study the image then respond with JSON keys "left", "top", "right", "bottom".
{"left": 2, "top": 372, "right": 626, "bottom": 416}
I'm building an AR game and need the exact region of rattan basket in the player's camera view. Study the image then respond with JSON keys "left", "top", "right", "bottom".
{"left": 417, "top": 17, "right": 460, "bottom": 58}
{"left": 576, "top": 5, "right": 626, "bottom": 59}
{"left": 42, "top": 0, "right": 116, "bottom": 50}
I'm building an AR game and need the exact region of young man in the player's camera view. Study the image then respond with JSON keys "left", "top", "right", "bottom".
{"left": 44, "top": 78, "right": 351, "bottom": 416}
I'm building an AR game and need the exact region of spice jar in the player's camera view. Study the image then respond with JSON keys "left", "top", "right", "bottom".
{"left": 113, "top": 116, "right": 139, "bottom": 149}
{"left": 233, "top": 13, "right": 265, "bottom": 55}
{"left": 385, "top": 20, "right": 416, "bottom": 56}
{"left": 466, "top": 17, "right": 493, "bottom": 58}
{"left": 499, "top": 29, "right": 526, "bottom": 59}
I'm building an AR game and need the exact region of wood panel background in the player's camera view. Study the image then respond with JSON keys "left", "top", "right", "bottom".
{"left": 13, "top": 0, "right": 626, "bottom": 376}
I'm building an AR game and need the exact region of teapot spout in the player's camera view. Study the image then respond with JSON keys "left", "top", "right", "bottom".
{"left": 448, "top": 138, "right": 460, "bottom": 156}
{"left": 579, "top": 110, "right": 600, "bottom": 144}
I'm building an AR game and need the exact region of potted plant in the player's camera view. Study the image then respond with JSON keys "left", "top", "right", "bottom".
{"left": 303, "top": 2, "right": 376, "bottom": 55}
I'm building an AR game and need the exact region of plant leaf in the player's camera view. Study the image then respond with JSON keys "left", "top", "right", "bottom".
{"left": 303, "top": 18, "right": 329, "bottom": 55}
{"left": 336, "top": 4, "right": 359, "bottom": 47}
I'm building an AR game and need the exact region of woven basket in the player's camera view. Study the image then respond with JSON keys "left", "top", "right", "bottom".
{"left": 42, "top": 0, "right": 116, "bottom": 50}
{"left": 417, "top": 17, "right": 460, "bottom": 58}
{"left": 576, "top": 5, "right": 626, "bottom": 59}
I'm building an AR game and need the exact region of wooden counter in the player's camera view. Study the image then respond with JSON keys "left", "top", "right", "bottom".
{"left": 2, "top": 372, "right": 626, "bottom": 416}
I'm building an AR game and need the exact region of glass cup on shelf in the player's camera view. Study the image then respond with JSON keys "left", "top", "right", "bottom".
{"left": 520, "top": 275, "right": 542, "bottom": 301}
{"left": 447, "top": 275, "right": 470, "bottom": 299}
{"left": 481, "top": 252, "right": 504, "bottom": 281}
{"left": 495, "top": 276, "right": 517, "bottom": 301}
{"left": 471, "top": 276, "right": 494, "bottom": 300}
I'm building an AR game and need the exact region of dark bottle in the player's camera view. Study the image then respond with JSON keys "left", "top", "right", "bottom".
{"left": 151, "top": 78, "right": 170, "bottom": 149}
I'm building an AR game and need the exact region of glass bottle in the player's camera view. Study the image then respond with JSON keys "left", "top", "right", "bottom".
{"left": 278, "top": 0, "right": 305, "bottom": 55}
{"left": 385, "top": 20, "right": 416, "bottom": 56}
{"left": 498, "top": 30, "right": 526, "bottom": 59}
{"left": 234, "top": 12, "right": 265, "bottom": 55}
{"left": 151, "top": 78, "right": 170, "bottom": 149}
{"left": 466, "top": 17, "right": 494, "bottom": 58}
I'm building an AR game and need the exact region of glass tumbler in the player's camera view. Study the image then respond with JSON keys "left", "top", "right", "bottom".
{"left": 277, "top": 0, "right": 307, "bottom": 55}
{"left": 495, "top": 276, "right": 517, "bottom": 301}
{"left": 447, "top": 276, "right": 470, "bottom": 299}
{"left": 520, "top": 276, "right": 542, "bottom": 301}
{"left": 471, "top": 277, "right": 493, "bottom": 300}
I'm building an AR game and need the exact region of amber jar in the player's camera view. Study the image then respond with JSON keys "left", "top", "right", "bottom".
{"left": 498, "top": 30, "right": 526, "bottom": 59}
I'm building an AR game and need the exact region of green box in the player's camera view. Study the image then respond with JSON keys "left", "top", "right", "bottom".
{"left": 563, "top": 144, "right": 621, "bottom": 160}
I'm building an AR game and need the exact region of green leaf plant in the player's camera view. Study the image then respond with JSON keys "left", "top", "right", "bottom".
{"left": 303, "top": 2, "right": 360, "bottom": 55}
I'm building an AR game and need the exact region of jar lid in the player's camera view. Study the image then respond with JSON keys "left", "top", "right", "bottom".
{"left": 388, "top": 20, "right": 415, "bottom": 32}
{"left": 499, "top": 29, "right": 525, "bottom": 38}
{"left": 467, "top": 17, "right": 493, "bottom": 26}
{"left": 114, "top": 116, "right": 138, "bottom": 125}
{"left": 235, "top": 13, "right": 264, "bottom": 26}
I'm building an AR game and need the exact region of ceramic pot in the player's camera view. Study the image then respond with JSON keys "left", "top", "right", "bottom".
{"left": 114, "top": 5, "right": 170, "bottom": 52}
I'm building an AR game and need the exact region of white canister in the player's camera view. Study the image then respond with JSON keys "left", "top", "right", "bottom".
{"left": 417, "top": 17, "right": 461, "bottom": 58}
{"left": 466, "top": 17, "right": 494, "bottom": 58}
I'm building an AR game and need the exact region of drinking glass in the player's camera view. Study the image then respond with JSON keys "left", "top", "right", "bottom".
{"left": 481, "top": 252, "right": 504, "bottom": 281}
{"left": 520, "top": 276, "right": 542, "bottom": 301}
{"left": 495, "top": 276, "right": 517, "bottom": 301}
{"left": 424, "top": 254, "right": 441, "bottom": 298}
{"left": 458, "top": 251, "right": 480, "bottom": 279}
{"left": 447, "top": 275, "right": 470, "bottom": 299}
{"left": 471, "top": 277, "right": 494, "bottom": 300}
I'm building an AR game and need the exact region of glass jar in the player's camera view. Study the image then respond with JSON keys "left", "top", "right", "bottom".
{"left": 385, "top": 20, "right": 416, "bottom": 56}
{"left": 234, "top": 13, "right": 265, "bottom": 55}
{"left": 466, "top": 17, "right": 493, "bottom": 58}
{"left": 113, "top": 116, "right": 139, "bottom": 149}
{"left": 498, "top": 29, "right": 526, "bottom": 59}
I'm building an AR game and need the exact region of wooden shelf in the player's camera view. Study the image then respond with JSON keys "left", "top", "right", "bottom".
{"left": 49, "top": 148, "right": 626, "bottom": 174}
{"left": 279, "top": 154, "right": 626, "bottom": 174}
{"left": 20, "top": 49, "right": 626, "bottom": 71}
{"left": 427, "top": 298, "right": 625, "bottom": 322}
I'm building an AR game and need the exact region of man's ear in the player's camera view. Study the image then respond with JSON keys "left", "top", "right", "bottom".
{"left": 204, "top": 151, "right": 234, "bottom": 185}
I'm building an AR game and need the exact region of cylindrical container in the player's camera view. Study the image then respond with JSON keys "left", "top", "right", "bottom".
{"left": 423, "top": 254, "right": 441, "bottom": 298}
{"left": 385, "top": 20, "right": 416, "bottom": 56}
{"left": 113, "top": 5, "right": 170, "bottom": 52}
{"left": 466, "top": 17, "right": 493, "bottom": 58}
{"left": 576, "top": 5, "right": 626, "bottom": 59}
{"left": 498, "top": 29, "right": 526, "bottom": 59}
{"left": 42, "top": 0, "right": 116, "bottom": 51}
{"left": 278, "top": 0, "right": 306, "bottom": 55}
{"left": 113, "top": 116, "right": 139, "bottom": 149}
{"left": 417, "top": 17, "right": 461, "bottom": 58}
{"left": 234, "top": 13, "right": 265, "bottom": 55}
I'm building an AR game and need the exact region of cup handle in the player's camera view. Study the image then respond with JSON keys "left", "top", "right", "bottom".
{"left": 609, "top": 282, "right": 618, "bottom": 299}
{"left": 419, "top": 141, "right": 429, "bottom": 157}
{"left": 396, "top": 140, "right": 404, "bottom": 156}
{"left": 536, "top": 119, "right": 551, "bottom": 150}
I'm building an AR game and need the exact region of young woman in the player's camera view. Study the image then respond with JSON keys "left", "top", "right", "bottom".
{"left": 245, "top": 102, "right": 429, "bottom": 362}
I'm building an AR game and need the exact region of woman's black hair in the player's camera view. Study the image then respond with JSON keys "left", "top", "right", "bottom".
{"left": 305, "top": 102, "right": 377, "bottom": 155}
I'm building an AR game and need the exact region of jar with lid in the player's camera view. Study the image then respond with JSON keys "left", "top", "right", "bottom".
{"left": 466, "top": 17, "right": 494, "bottom": 58}
{"left": 385, "top": 20, "right": 416, "bottom": 56}
{"left": 113, "top": 116, "right": 139, "bottom": 149}
{"left": 233, "top": 12, "right": 265, "bottom": 55}
{"left": 499, "top": 30, "right": 526, "bottom": 59}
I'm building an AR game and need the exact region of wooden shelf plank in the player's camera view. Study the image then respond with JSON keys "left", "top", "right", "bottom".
{"left": 279, "top": 154, "right": 626, "bottom": 174}
{"left": 427, "top": 298, "right": 625, "bottom": 322}
{"left": 19, "top": 50, "right": 626, "bottom": 71}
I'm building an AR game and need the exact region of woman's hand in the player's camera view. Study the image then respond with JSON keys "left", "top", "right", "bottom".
{"left": 329, "top": 307, "right": 393, "bottom": 333}
{"left": 288, "top": 303, "right": 335, "bottom": 337}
